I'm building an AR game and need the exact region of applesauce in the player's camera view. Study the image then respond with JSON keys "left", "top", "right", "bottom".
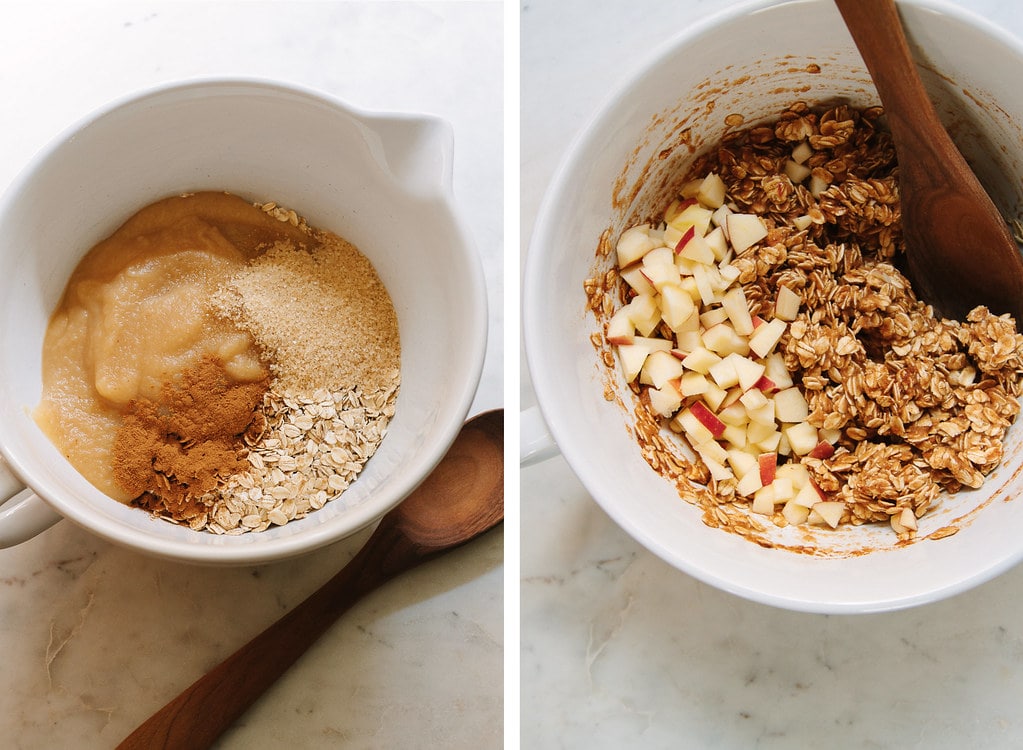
{"left": 34, "top": 192, "right": 310, "bottom": 502}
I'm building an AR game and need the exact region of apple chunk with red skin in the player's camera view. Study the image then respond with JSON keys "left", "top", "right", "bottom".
{"left": 689, "top": 400, "right": 727, "bottom": 438}
{"left": 757, "top": 452, "right": 777, "bottom": 486}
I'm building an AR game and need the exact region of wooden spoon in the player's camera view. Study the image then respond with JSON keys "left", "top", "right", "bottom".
{"left": 834, "top": 0, "right": 1023, "bottom": 322}
{"left": 116, "top": 409, "right": 504, "bottom": 750}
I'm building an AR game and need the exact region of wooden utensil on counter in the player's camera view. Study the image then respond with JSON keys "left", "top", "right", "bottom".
{"left": 116, "top": 409, "right": 504, "bottom": 750}
{"left": 834, "top": 0, "right": 1023, "bottom": 322}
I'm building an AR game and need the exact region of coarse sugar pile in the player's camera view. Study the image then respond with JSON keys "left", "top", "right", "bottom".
{"left": 153, "top": 208, "right": 400, "bottom": 534}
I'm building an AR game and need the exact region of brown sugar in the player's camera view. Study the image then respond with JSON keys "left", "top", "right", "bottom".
{"left": 114, "top": 356, "right": 268, "bottom": 522}
{"left": 212, "top": 231, "right": 401, "bottom": 393}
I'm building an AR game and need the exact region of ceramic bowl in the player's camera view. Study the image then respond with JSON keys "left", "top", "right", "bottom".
{"left": 524, "top": 0, "right": 1023, "bottom": 613}
{"left": 0, "top": 79, "right": 487, "bottom": 564}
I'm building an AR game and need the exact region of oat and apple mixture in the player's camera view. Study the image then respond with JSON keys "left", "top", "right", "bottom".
{"left": 586, "top": 102, "right": 1023, "bottom": 540}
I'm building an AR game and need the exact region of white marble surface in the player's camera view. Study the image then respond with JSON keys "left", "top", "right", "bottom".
{"left": 0, "top": 2, "right": 502, "bottom": 749}
{"left": 521, "top": 0, "right": 1023, "bottom": 748}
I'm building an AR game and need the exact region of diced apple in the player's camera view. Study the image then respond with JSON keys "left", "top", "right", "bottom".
{"left": 677, "top": 232, "right": 716, "bottom": 265}
{"left": 784, "top": 421, "right": 820, "bottom": 456}
{"left": 809, "top": 174, "right": 830, "bottom": 197}
{"left": 648, "top": 383, "right": 683, "bottom": 417}
{"left": 695, "top": 437, "right": 729, "bottom": 465}
{"left": 718, "top": 401, "right": 749, "bottom": 427}
{"left": 755, "top": 430, "right": 782, "bottom": 452}
{"left": 809, "top": 501, "right": 845, "bottom": 529}
{"left": 792, "top": 214, "right": 813, "bottom": 231}
{"left": 719, "top": 386, "right": 744, "bottom": 410}
{"left": 617, "top": 344, "right": 649, "bottom": 382}
{"left": 777, "top": 433, "right": 792, "bottom": 457}
{"left": 782, "top": 500, "right": 811, "bottom": 525}
{"left": 641, "top": 246, "right": 680, "bottom": 291}
{"left": 641, "top": 349, "right": 685, "bottom": 389}
{"left": 632, "top": 336, "right": 673, "bottom": 353}
{"left": 690, "top": 400, "right": 727, "bottom": 438}
{"left": 774, "top": 387, "right": 809, "bottom": 423}
{"left": 771, "top": 475, "right": 795, "bottom": 504}
{"left": 745, "top": 421, "right": 776, "bottom": 447}
{"left": 699, "top": 306, "right": 730, "bottom": 329}
{"left": 725, "top": 213, "right": 768, "bottom": 253}
{"left": 678, "top": 370, "right": 710, "bottom": 397}
{"left": 791, "top": 481, "right": 821, "bottom": 509}
{"left": 702, "top": 382, "right": 729, "bottom": 411}
{"left": 763, "top": 352, "right": 793, "bottom": 390}
{"left": 747, "top": 400, "right": 776, "bottom": 427}
{"left": 679, "top": 276, "right": 701, "bottom": 301}
{"left": 752, "top": 374, "right": 778, "bottom": 394}
{"left": 819, "top": 428, "right": 842, "bottom": 445}
{"left": 706, "top": 265, "right": 731, "bottom": 294}
{"left": 792, "top": 141, "right": 813, "bottom": 164}
{"left": 680, "top": 180, "right": 703, "bottom": 199}
{"left": 776, "top": 462, "right": 810, "bottom": 489}
{"left": 721, "top": 286, "right": 754, "bottom": 336}
{"left": 748, "top": 317, "right": 787, "bottom": 358}
{"left": 697, "top": 172, "right": 728, "bottom": 209}
{"left": 721, "top": 423, "right": 747, "bottom": 448}
{"left": 758, "top": 452, "right": 777, "bottom": 486}
{"left": 661, "top": 284, "right": 697, "bottom": 330}
{"left": 784, "top": 159, "right": 811, "bottom": 184}
{"left": 626, "top": 294, "right": 661, "bottom": 337}
{"left": 774, "top": 285, "right": 801, "bottom": 322}
{"left": 736, "top": 467, "right": 764, "bottom": 497}
{"left": 704, "top": 226, "right": 729, "bottom": 261}
{"left": 669, "top": 203, "right": 714, "bottom": 237}
{"left": 606, "top": 307, "right": 635, "bottom": 345}
{"left": 702, "top": 322, "right": 748, "bottom": 356}
{"left": 617, "top": 224, "right": 656, "bottom": 267}
{"left": 751, "top": 484, "right": 776, "bottom": 515}
{"left": 718, "top": 261, "right": 740, "bottom": 285}
{"left": 675, "top": 408, "right": 715, "bottom": 444}
{"left": 681, "top": 346, "right": 722, "bottom": 374}
{"left": 692, "top": 264, "right": 718, "bottom": 306}
{"left": 711, "top": 204, "right": 733, "bottom": 236}
{"left": 702, "top": 455, "right": 735, "bottom": 483}
{"left": 808, "top": 441, "right": 835, "bottom": 459}
{"left": 708, "top": 355, "right": 739, "bottom": 389}
{"left": 739, "top": 387, "right": 768, "bottom": 411}
{"left": 674, "top": 331, "right": 702, "bottom": 353}
{"left": 726, "top": 448, "right": 758, "bottom": 479}
{"left": 620, "top": 264, "right": 657, "bottom": 296}
{"left": 732, "top": 354, "right": 766, "bottom": 392}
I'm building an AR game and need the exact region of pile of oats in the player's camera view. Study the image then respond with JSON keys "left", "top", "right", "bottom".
{"left": 593, "top": 102, "right": 1023, "bottom": 540}
{"left": 185, "top": 379, "right": 399, "bottom": 534}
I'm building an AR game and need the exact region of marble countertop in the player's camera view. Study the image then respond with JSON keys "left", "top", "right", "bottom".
{"left": 521, "top": 0, "right": 1023, "bottom": 748}
{"left": 0, "top": 3, "right": 502, "bottom": 749}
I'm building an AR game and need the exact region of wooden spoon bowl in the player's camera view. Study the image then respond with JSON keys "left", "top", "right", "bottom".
{"left": 835, "top": 0, "right": 1023, "bottom": 322}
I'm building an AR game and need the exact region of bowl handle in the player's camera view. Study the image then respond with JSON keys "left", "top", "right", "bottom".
{"left": 0, "top": 458, "right": 62, "bottom": 548}
{"left": 520, "top": 405, "right": 560, "bottom": 467}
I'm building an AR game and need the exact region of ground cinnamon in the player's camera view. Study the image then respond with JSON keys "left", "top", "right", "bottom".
{"left": 113, "top": 356, "right": 268, "bottom": 522}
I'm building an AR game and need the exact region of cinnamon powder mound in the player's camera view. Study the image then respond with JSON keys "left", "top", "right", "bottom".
{"left": 114, "top": 356, "right": 268, "bottom": 522}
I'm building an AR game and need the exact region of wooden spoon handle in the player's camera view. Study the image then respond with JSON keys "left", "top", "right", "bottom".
{"left": 833, "top": 0, "right": 945, "bottom": 143}
{"left": 115, "top": 520, "right": 418, "bottom": 750}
